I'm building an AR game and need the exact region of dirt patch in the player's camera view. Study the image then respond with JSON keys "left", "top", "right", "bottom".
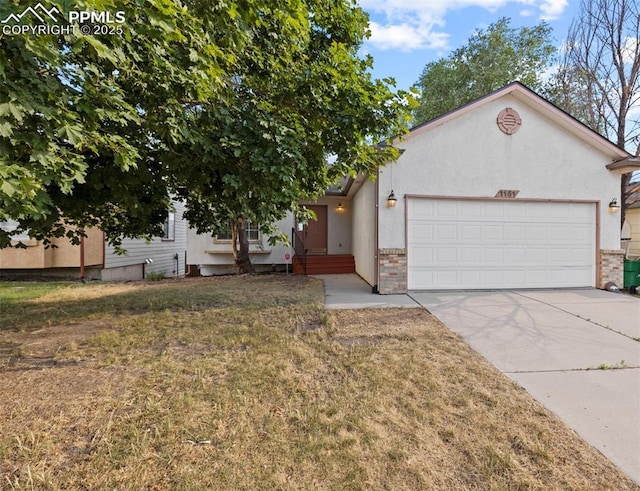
{"left": 0, "top": 319, "right": 113, "bottom": 367}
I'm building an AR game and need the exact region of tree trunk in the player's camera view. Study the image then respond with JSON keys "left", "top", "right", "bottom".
{"left": 232, "top": 215, "right": 254, "bottom": 274}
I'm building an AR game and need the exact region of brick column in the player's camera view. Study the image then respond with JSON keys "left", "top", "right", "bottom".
{"left": 378, "top": 248, "right": 407, "bottom": 294}
{"left": 599, "top": 249, "right": 624, "bottom": 288}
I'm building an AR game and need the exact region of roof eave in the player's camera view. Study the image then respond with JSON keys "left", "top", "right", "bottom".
{"left": 607, "top": 157, "right": 640, "bottom": 174}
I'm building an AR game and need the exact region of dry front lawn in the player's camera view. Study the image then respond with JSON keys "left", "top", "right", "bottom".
{"left": 0, "top": 276, "right": 638, "bottom": 490}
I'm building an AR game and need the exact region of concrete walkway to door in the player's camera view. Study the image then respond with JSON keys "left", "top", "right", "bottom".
{"left": 411, "top": 289, "right": 640, "bottom": 485}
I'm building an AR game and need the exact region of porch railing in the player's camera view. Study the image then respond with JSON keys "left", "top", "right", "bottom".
{"left": 292, "top": 227, "right": 307, "bottom": 274}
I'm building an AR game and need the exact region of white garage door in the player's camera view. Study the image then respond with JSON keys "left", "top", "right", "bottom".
{"left": 407, "top": 199, "right": 596, "bottom": 290}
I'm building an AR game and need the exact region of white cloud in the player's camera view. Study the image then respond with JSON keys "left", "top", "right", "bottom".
{"left": 539, "top": 0, "right": 568, "bottom": 20}
{"left": 368, "top": 21, "right": 450, "bottom": 51}
{"left": 361, "top": 0, "right": 570, "bottom": 51}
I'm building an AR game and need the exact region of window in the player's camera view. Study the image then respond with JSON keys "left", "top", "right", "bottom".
{"left": 162, "top": 211, "right": 175, "bottom": 241}
{"left": 0, "top": 220, "right": 31, "bottom": 242}
{"left": 216, "top": 221, "right": 260, "bottom": 242}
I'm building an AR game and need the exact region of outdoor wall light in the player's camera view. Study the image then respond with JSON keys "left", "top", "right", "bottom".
{"left": 336, "top": 202, "right": 344, "bottom": 212}
{"left": 387, "top": 191, "right": 397, "bottom": 208}
{"left": 608, "top": 198, "right": 620, "bottom": 213}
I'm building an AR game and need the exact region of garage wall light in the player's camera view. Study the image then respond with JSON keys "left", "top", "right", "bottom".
{"left": 608, "top": 198, "right": 620, "bottom": 213}
{"left": 387, "top": 191, "right": 397, "bottom": 208}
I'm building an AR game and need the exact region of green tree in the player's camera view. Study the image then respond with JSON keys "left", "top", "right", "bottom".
{"left": 0, "top": 0, "right": 412, "bottom": 273}
{"left": 413, "top": 17, "right": 556, "bottom": 125}
{"left": 0, "top": 0, "right": 245, "bottom": 248}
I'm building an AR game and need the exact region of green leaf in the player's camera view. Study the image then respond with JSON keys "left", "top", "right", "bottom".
{"left": 1, "top": 179, "right": 18, "bottom": 197}
{"left": 57, "top": 125, "right": 84, "bottom": 145}
{"left": 0, "top": 101, "right": 25, "bottom": 123}
{"left": 0, "top": 121, "right": 13, "bottom": 137}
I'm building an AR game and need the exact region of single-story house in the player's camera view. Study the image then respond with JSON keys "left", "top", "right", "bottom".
{"left": 6, "top": 83, "right": 636, "bottom": 288}
{"left": 0, "top": 201, "right": 187, "bottom": 281}
{"left": 189, "top": 82, "right": 639, "bottom": 293}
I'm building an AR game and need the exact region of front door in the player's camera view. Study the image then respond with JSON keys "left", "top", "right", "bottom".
{"left": 304, "top": 205, "right": 328, "bottom": 254}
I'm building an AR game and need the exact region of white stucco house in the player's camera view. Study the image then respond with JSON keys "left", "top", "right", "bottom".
{"left": 188, "top": 82, "right": 640, "bottom": 292}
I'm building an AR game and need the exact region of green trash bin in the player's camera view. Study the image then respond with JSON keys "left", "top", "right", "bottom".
{"left": 623, "top": 259, "right": 640, "bottom": 290}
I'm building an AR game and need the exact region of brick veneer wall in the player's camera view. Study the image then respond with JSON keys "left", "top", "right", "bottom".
{"left": 600, "top": 249, "right": 624, "bottom": 288}
{"left": 378, "top": 248, "right": 407, "bottom": 294}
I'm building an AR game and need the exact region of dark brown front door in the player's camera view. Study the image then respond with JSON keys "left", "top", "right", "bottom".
{"left": 304, "top": 205, "right": 327, "bottom": 254}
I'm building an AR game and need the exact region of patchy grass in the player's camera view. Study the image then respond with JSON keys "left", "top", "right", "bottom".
{"left": 0, "top": 276, "right": 637, "bottom": 490}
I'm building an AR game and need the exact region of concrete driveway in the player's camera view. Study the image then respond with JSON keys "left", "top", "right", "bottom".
{"left": 410, "top": 289, "right": 640, "bottom": 484}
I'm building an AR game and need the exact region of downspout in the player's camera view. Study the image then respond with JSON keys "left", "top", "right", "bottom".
{"left": 101, "top": 231, "right": 106, "bottom": 269}
{"left": 79, "top": 231, "right": 85, "bottom": 282}
{"left": 373, "top": 167, "right": 380, "bottom": 294}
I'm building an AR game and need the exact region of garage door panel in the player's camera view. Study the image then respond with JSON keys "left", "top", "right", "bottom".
{"left": 409, "top": 246, "right": 433, "bottom": 266}
{"left": 484, "top": 225, "right": 504, "bottom": 241}
{"left": 437, "top": 248, "right": 457, "bottom": 263}
{"left": 572, "top": 225, "right": 593, "bottom": 241}
{"left": 549, "top": 247, "right": 570, "bottom": 262}
{"left": 548, "top": 226, "right": 569, "bottom": 240}
{"left": 485, "top": 201, "right": 506, "bottom": 218}
{"left": 437, "top": 224, "right": 457, "bottom": 240}
{"left": 483, "top": 247, "right": 504, "bottom": 263}
{"left": 504, "top": 226, "right": 527, "bottom": 241}
{"left": 526, "top": 225, "right": 548, "bottom": 241}
{"left": 460, "top": 271, "right": 482, "bottom": 287}
{"left": 505, "top": 247, "right": 527, "bottom": 263}
{"left": 436, "top": 201, "right": 457, "bottom": 217}
{"left": 526, "top": 269, "right": 548, "bottom": 286}
{"left": 461, "top": 224, "right": 482, "bottom": 240}
{"left": 460, "top": 202, "right": 483, "bottom": 218}
{"left": 435, "top": 270, "right": 462, "bottom": 287}
{"left": 461, "top": 247, "right": 481, "bottom": 262}
{"left": 408, "top": 199, "right": 595, "bottom": 290}
{"left": 527, "top": 247, "right": 547, "bottom": 262}
{"left": 409, "top": 223, "right": 434, "bottom": 241}
{"left": 504, "top": 205, "right": 526, "bottom": 219}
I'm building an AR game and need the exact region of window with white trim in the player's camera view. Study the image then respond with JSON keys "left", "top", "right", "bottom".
{"left": 215, "top": 221, "right": 260, "bottom": 242}
{"left": 162, "top": 211, "right": 175, "bottom": 241}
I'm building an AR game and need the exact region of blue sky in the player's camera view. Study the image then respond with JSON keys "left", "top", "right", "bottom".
{"left": 359, "top": 0, "right": 581, "bottom": 91}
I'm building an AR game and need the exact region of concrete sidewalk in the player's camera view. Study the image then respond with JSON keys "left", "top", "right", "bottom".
{"left": 315, "top": 275, "right": 640, "bottom": 484}
{"left": 312, "top": 274, "right": 420, "bottom": 309}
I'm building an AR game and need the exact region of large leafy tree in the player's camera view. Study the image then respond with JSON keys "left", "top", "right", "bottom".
{"left": 0, "top": 0, "right": 241, "bottom": 245}
{"left": 0, "top": 0, "right": 411, "bottom": 272}
{"left": 166, "top": 1, "right": 411, "bottom": 272}
{"left": 413, "top": 17, "right": 556, "bottom": 125}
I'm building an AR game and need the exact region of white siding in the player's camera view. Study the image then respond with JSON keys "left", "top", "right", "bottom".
{"left": 352, "top": 179, "right": 376, "bottom": 285}
{"left": 104, "top": 200, "right": 188, "bottom": 277}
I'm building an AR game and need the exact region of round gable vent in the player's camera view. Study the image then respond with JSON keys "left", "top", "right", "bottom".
{"left": 497, "top": 107, "right": 522, "bottom": 135}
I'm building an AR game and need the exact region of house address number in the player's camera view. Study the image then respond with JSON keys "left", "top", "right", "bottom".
{"left": 495, "top": 189, "right": 520, "bottom": 199}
